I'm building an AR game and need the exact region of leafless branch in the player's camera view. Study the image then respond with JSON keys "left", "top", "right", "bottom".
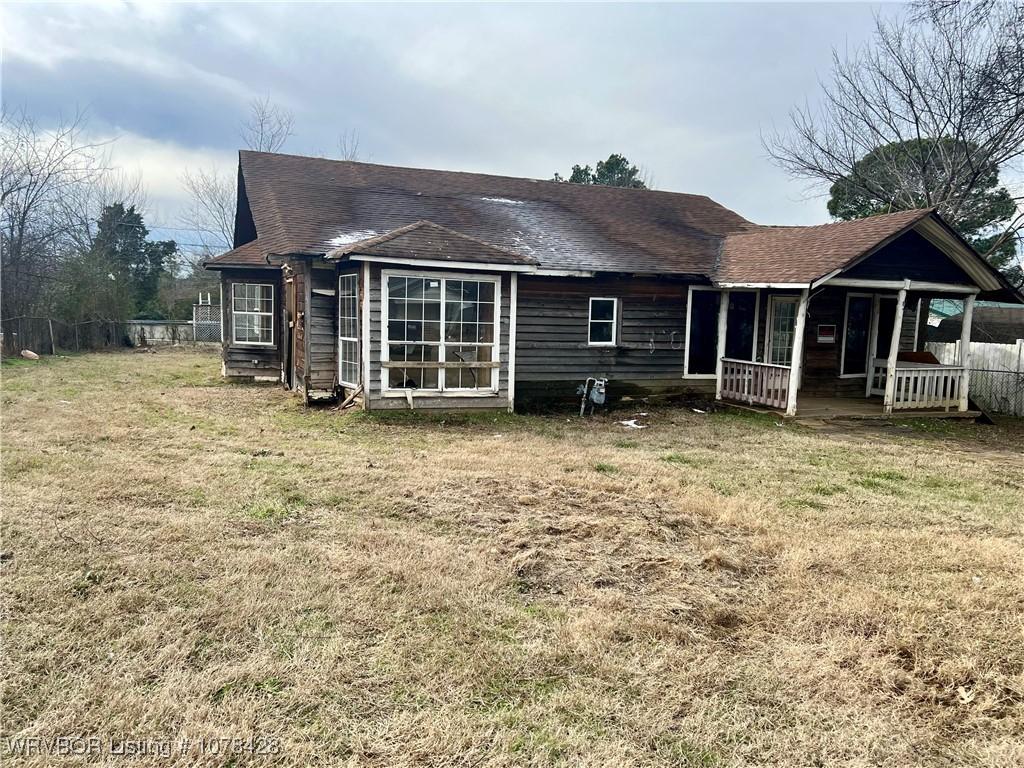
{"left": 239, "top": 96, "right": 294, "bottom": 153}
{"left": 764, "top": 2, "right": 1024, "bottom": 269}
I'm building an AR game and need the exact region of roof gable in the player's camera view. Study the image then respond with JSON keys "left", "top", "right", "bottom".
{"left": 325, "top": 220, "right": 536, "bottom": 267}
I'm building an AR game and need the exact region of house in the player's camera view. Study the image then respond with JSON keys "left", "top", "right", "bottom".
{"left": 204, "top": 151, "right": 1022, "bottom": 417}
{"left": 929, "top": 303, "right": 1024, "bottom": 344}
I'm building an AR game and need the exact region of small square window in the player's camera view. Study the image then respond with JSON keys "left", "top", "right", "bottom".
{"left": 588, "top": 298, "right": 617, "bottom": 346}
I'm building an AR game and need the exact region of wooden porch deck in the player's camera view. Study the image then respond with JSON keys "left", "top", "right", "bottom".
{"left": 724, "top": 395, "right": 981, "bottom": 422}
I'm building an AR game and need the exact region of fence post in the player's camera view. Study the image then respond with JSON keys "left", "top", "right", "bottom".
{"left": 48, "top": 318, "right": 56, "bottom": 355}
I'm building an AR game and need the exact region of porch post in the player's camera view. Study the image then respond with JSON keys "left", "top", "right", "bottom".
{"left": 882, "top": 281, "right": 909, "bottom": 414}
{"left": 865, "top": 294, "right": 880, "bottom": 398}
{"left": 958, "top": 294, "right": 975, "bottom": 412}
{"left": 785, "top": 288, "right": 809, "bottom": 416}
{"left": 715, "top": 290, "right": 730, "bottom": 400}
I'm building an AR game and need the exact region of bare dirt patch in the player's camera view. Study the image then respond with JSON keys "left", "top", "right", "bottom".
{"left": 2, "top": 349, "right": 1022, "bottom": 766}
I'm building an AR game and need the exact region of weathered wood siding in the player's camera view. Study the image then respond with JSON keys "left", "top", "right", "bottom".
{"left": 291, "top": 263, "right": 307, "bottom": 388}
{"left": 844, "top": 230, "right": 972, "bottom": 284}
{"left": 515, "top": 275, "right": 707, "bottom": 403}
{"left": 791, "top": 287, "right": 918, "bottom": 398}
{"left": 366, "top": 264, "right": 511, "bottom": 410}
{"left": 219, "top": 268, "right": 283, "bottom": 379}
{"left": 307, "top": 264, "right": 338, "bottom": 394}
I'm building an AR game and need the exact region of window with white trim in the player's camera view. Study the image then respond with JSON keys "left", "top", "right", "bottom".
{"left": 384, "top": 274, "right": 498, "bottom": 391}
{"left": 231, "top": 283, "right": 273, "bottom": 345}
{"left": 338, "top": 273, "right": 359, "bottom": 387}
{"left": 588, "top": 298, "right": 617, "bottom": 345}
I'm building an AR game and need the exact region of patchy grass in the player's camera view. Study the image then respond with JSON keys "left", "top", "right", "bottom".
{"left": 2, "top": 348, "right": 1023, "bottom": 767}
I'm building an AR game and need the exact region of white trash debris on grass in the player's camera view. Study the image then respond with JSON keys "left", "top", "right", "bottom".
{"left": 617, "top": 419, "right": 647, "bottom": 429}
{"left": 691, "top": 408, "right": 707, "bottom": 414}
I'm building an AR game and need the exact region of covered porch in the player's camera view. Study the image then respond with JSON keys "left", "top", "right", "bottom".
{"left": 712, "top": 279, "right": 978, "bottom": 418}
{"left": 702, "top": 208, "right": 1018, "bottom": 419}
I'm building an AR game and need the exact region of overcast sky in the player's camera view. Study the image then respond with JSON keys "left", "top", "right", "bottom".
{"left": 2, "top": 1, "right": 903, "bottom": 245}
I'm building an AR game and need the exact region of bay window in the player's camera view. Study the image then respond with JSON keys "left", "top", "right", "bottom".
{"left": 231, "top": 283, "right": 273, "bottom": 345}
{"left": 384, "top": 273, "right": 499, "bottom": 392}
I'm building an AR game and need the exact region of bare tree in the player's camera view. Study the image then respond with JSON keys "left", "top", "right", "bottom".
{"left": 239, "top": 96, "right": 294, "bottom": 153}
{"left": 337, "top": 128, "right": 362, "bottom": 161}
{"left": 179, "top": 166, "right": 235, "bottom": 260}
{"left": 1, "top": 107, "right": 110, "bottom": 320}
{"left": 765, "top": 2, "right": 1024, "bottom": 280}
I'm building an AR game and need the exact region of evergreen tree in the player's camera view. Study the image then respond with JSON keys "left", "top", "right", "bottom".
{"left": 828, "top": 138, "right": 1019, "bottom": 282}
{"left": 553, "top": 154, "right": 648, "bottom": 188}
{"left": 58, "top": 203, "right": 177, "bottom": 321}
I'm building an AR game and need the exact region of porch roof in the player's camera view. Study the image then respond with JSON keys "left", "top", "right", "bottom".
{"left": 714, "top": 209, "right": 1020, "bottom": 302}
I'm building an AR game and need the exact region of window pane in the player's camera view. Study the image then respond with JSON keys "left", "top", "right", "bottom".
{"left": 406, "top": 278, "right": 424, "bottom": 300}
{"left": 423, "top": 321, "right": 441, "bottom": 342}
{"left": 445, "top": 280, "right": 463, "bottom": 301}
{"left": 687, "top": 291, "right": 721, "bottom": 374}
{"left": 591, "top": 299, "right": 615, "bottom": 321}
{"left": 424, "top": 279, "right": 441, "bottom": 300}
{"left": 424, "top": 301, "right": 440, "bottom": 321}
{"left": 842, "top": 296, "right": 872, "bottom": 375}
{"left": 388, "top": 276, "right": 406, "bottom": 298}
{"left": 769, "top": 299, "right": 797, "bottom": 365}
{"left": 476, "top": 322, "right": 494, "bottom": 343}
{"left": 388, "top": 299, "right": 406, "bottom": 321}
{"left": 478, "top": 282, "right": 494, "bottom": 304}
{"left": 461, "top": 281, "right": 479, "bottom": 302}
{"left": 478, "top": 302, "right": 494, "bottom": 324}
{"left": 589, "top": 321, "right": 613, "bottom": 344}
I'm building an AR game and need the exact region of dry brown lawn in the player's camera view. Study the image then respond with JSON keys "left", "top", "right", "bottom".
{"left": 2, "top": 348, "right": 1022, "bottom": 767}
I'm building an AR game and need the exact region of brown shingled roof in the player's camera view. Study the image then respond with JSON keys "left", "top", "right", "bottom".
{"left": 229, "top": 151, "right": 756, "bottom": 274}
{"left": 325, "top": 220, "right": 536, "bottom": 267}
{"left": 204, "top": 238, "right": 270, "bottom": 269}
{"left": 714, "top": 209, "right": 933, "bottom": 284}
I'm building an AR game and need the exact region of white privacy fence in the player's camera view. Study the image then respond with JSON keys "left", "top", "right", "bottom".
{"left": 926, "top": 340, "right": 1024, "bottom": 416}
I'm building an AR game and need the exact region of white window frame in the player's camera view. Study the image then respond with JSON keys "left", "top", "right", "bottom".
{"left": 231, "top": 282, "right": 274, "bottom": 347}
{"left": 381, "top": 269, "right": 501, "bottom": 395}
{"left": 764, "top": 295, "right": 800, "bottom": 366}
{"left": 840, "top": 292, "right": 874, "bottom": 378}
{"left": 338, "top": 273, "right": 360, "bottom": 388}
{"left": 587, "top": 297, "right": 618, "bottom": 347}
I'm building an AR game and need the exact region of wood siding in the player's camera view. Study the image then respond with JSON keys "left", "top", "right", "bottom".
{"left": 366, "top": 264, "right": 511, "bottom": 410}
{"left": 514, "top": 275, "right": 710, "bottom": 403}
{"left": 844, "top": 230, "right": 972, "bottom": 284}
{"left": 220, "top": 268, "right": 283, "bottom": 379}
{"left": 795, "top": 287, "right": 918, "bottom": 398}
{"left": 307, "top": 265, "right": 338, "bottom": 394}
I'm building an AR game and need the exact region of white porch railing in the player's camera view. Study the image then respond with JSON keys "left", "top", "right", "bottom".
{"left": 870, "top": 361, "right": 966, "bottom": 411}
{"left": 720, "top": 358, "right": 791, "bottom": 409}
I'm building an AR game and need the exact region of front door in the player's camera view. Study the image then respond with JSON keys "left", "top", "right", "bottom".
{"left": 766, "top": 295, "right": 799, "bottom": 366}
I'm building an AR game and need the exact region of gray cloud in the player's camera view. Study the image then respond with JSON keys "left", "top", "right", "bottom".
{"left": 1, "top": 2, "right": 894, "bottom": 229}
